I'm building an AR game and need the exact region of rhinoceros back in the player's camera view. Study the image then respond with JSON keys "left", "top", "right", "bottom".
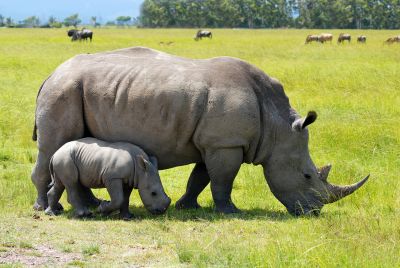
{"left": 70, "top": 48, "right": 212, "bottom": 168}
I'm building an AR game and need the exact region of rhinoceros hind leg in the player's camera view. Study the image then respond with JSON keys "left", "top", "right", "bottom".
{"left": 32, "top": 153, "right": 53, "bottom": 210}
{"left": 79, "top": 186, "right": 102, "bottom": 207}
{"left": 46, "top": 179, "right": 65, "bottom": 215}
{"left": 205, "top": 148, "right": 242, "bottom": 214}
{"left": 65, "top": 184, "right": 92, "bottom": 218}
{"left": 176, "top": 163, "right": 210, "bottom": 210}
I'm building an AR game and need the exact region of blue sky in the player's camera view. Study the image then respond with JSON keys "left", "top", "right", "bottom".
{"left": 0, "top": 0, "right": 144, "bottom": 24}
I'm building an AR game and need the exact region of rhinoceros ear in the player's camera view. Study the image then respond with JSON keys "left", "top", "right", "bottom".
{"left": 136, "top": 155, "right": 150, "bottom": 172}
{"left": 149, "top": 156, "right": 158, "bottom": 169}
{"left": 292, "top": 111, "right": 317, "bottom": 131}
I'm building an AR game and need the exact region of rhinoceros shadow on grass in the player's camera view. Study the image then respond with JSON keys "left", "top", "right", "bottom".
{"left": 58, "top": 205, "right": 295, "bottom": 222}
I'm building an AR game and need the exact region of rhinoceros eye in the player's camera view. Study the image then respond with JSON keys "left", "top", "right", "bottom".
{"left": 304, "top": 174, "right": 312, "bottom": 180}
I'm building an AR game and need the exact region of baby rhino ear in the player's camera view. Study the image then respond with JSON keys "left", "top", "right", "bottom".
{"left": 292, "top": 111, "right": 317, "bottom": 131}
{"left": 136, "top": 155, "right": 150, "bottom": 171}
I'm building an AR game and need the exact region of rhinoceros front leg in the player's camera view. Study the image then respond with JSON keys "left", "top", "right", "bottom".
{"left": 205, "top": 148, "right": 242, "bottom": 214}
{"left": 97, "top": 179, "right": 124, "bottom": 216}
{"left": 119, "top": 184, "right": 134, "bottom": 220}
{"left": 175, "top": 163, "right": 210, "bottom": 210}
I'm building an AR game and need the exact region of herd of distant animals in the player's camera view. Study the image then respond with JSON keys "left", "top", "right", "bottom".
{"left": 305, "top": 32, "right": 400, "bottom": 44}
{"left": 65, "top": 28, "right": 400, "bottom": 45}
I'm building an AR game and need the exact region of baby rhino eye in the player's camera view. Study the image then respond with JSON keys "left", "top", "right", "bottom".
{"left": 151, "top": 191, "right": 157, "bottom": 196}
{"left": 304, "top": 174, "right": 312, "bottom": 180}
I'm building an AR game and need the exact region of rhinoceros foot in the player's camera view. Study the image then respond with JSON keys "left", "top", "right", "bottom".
{"left": 120, "top": 211, "right": 134, "bottom": 221}
{"left": 74, "top": 208, "right": 93, "bottom": 218}
{"left": 214, "top": 200, "right": 241, "bottom": 214}
{"left": 175, "top": 196, "right": 201, "bottom": 210}
{"left": 33, "top": 199, "right": 47, "bottom": 211}
{"left": 44, "top": 206, "right": 63, "bottom": 216}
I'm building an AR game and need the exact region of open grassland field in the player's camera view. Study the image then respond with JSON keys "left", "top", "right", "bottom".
{"left": 0, "top": 28, "right": 399, "bottom": 267}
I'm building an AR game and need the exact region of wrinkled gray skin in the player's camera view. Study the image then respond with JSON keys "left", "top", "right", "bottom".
{"left": 32, "top": 46, "right": 369, "bottom": 215}
{"left": 45, "top": 138, "right": 171, "bottom": 218}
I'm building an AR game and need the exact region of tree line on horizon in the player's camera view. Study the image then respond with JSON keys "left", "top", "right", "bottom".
{"left": 1, "top": 0, "right": 399, "bottom": 29}
{"left": 139, "top": 0, "right": 400, "bottom": 29}
{"left": 0, "top": 13, "right": 136, "bottom": 28}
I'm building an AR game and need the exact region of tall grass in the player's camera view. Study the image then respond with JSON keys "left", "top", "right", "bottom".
{"left": 0, "top": 28, "right": 399, "bottom": 267}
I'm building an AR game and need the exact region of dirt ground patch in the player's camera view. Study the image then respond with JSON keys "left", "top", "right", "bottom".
{"left": 0, "top": 244, "right": 81, "bottom": 266}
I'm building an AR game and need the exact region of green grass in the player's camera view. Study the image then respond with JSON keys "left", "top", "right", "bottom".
{"left": 82, "top": 245, "right": 100, "bottom": 256}
{"left": 0, "top": 28, "right": 399, "bottom": 267}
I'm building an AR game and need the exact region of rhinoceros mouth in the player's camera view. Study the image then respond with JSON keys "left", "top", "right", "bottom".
{"left": 288, "top": 199, "right": 324, "bottom": 217}
{"left": 290, "top": 208, "right": 321, "bottom": 217}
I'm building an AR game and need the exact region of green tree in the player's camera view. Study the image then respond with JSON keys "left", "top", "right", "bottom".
{"left": 48, "top": 16, "right": 56, "bottom": 25}
{"left": 116, "top": 16, "right": 132, "bottom": 27}
{"left": 5, "top": 17, "right": 14, "bottom": 27}
{"left": 91, "top": 16, "right": 99, "bottom": 27}
{"left": 138, "top": 0, "right": 400, "bottom": 29}
{"left": 48, "top": 16, "right": 62, "bottom": 28}
{"left": 64, "top": 14, "right": 81, "bottom": 27}
{"left": 23, "top": 16, "right": 40, "bottom": 27}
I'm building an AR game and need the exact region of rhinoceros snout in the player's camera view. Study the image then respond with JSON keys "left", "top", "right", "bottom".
{"left": 288, "top": 200, "right": 323, "bottom": 217}
{"left": 289, "top": 207, "right": 321, "bottom": 217}
{"left": 149, "top": 197, "right": 171, "bottom": 215}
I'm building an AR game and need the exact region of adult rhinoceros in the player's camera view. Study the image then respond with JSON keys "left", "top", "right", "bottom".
{"left": 32, "top": 47, "right": 369, "bottom": 215}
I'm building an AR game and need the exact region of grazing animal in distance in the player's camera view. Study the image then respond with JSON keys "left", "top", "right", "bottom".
{"left": 71, "top": 30, "right": 81, "bottom": 41}
{"left": 194, "top": 30, "right": 212, "bottom": 41}
{"left": 305, "top": 35, "right": 320, "bottom": 44}
{"left": 45, "top": 137, "right": 171, "bottom": 218}
{"left": 338, "top": 33, "right": 351, "bottom": 43}
{"left": 319, "top": 33, "right": 333, "bottom": 43}
{"left": 159, "top": 41, "right": 174, "bottom": 46}
{"left": 67, "top": 29, "right": 78, "bottom": 38}
{"left": 385, "top": 36, "right": 400, "bottom": 44}
{"left": 79, "top": 28, "right": 93, "bottom": 42}
{"left": 32, "top": 46, "right": 369, "bottom": 216}
{"left": 357, "top": 35, "right": 367, "bottom": 43}
{"left": 71, "top": 28, "right": 93, "bottom": 42}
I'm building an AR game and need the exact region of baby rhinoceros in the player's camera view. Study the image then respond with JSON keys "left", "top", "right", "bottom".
{"left": 45, "top": 137, "right": 171, "bottom": 219}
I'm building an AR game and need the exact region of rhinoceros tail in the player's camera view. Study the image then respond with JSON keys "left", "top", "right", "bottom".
{"left": 48, "top": 155, "right": 55, "bottom": 187}
{"left": 32, "top": 123, "right": 37, "bottom": 141}
{"left": 48, "top": 155, "right": 63, "bottom": 189}
{"left": 32, "top": 74, "right": 53, "bottom": 142}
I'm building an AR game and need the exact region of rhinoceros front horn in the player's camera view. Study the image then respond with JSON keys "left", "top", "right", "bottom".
{"left": 325, "top": 175, "right": 370, "bottom": 204}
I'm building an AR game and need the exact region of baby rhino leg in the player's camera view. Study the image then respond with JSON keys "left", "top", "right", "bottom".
{"left": 57, "top": 159, "right": 91, "bottom": 218}
{"left": 97, "top": 179, "right": 124, "bottom": 216}
{"left": 65, "top": 184, "right": 92, "bottom": 218}
{"left": 45, "top": 180, "right": 65, "bottom": 216}
{"left": 119, "top": 184, "right": 134, "bottom": 220}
